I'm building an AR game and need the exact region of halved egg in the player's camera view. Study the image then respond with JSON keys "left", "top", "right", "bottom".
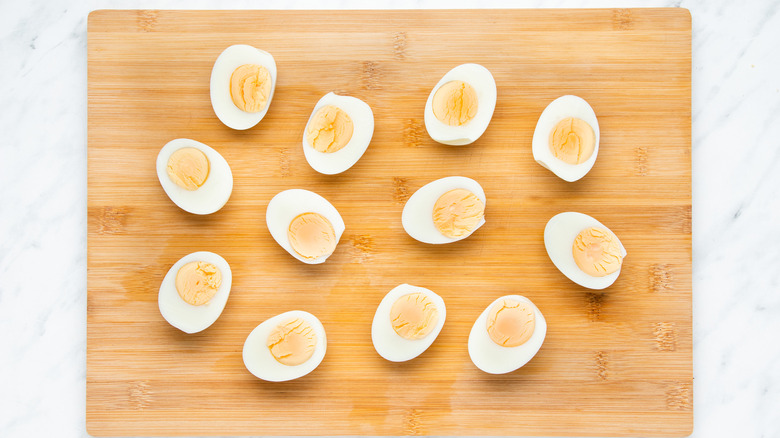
{"left": 544, "top": 212, "right": 627, "bottom": 290}
{"left": 210, "top": 44, "right": 277, "bottom": 130}
{"left": 371, "top": 284, "right": 446, "bottom": 362}
{"left": 158, "top": 251, "right": 232, "bottom": 334}
{"left": 402, "top": 176, "right": 486, "bottom": 244}
{"left": 265, "top": 189, "right": 346, "bottom": 264}
{"left": 302, "top": 92, "right": 374, "bottom": 175}
{"left": 243, "top": 310, "right": 327, "bottom": 382}
{"left": 468, "top": 295, "right": 546, "bottom": 374}
{"left": 156, "top": 138, "right": 233, "bottom": 215}
{"left": 424, "top": 63, "right": 497, "bottom": 146}
{"left": 532, "top": 95, "right": 600, "bottom": 182}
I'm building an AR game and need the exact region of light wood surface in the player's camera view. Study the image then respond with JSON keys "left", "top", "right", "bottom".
{"left": 87, "top": 9, "right": 692, "bottom": 436}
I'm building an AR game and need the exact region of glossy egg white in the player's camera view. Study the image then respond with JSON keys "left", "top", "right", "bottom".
{"left": 210, "top": 44, "right": 277, "bottom": 130}
{"left": 532, "top": 95, "right": 600, "bottom": 182}
{"left": 544, "top": 212, "right": 627, "bottom": 290}
{"left": 371, "top": 284, "right": 447, "bottom": 362}
{"left": 424, "top": 63, "right": 497, "bottom": 146}
{"left": 401, "top": 176, "right": 486, "bottom": 244}
{"left": 243, "top": 311, "right": 327, "bottom": 382}
{"left": 158, "top": 251, "right": 232, "bottom": 334}
{"left": 265, "top": 189, "right": 346, "bottom": 264}
{"left": 468, "top": 294, "right": 547, "bottom": 374}
{"left": 156, "top": 138, "right": 233, "bottom": 215}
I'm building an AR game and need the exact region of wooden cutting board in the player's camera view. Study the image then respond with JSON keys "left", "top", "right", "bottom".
{"left": 87, "top": 9, "right": 692, "bottom": 436}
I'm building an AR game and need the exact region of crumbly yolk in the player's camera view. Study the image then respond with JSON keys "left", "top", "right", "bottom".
{"left": 166, "top": 147, "right": 210, "bottom": 191}
{"left": 432, "top": 189, "right": 485, "bottom": 238}
{"left": 549, "top": 117, "right": 596, "bottom": 164}
{"left": 288, "top": 212, "right": 337, "bottom": 260}
{"left": 432, "top": 80, "right": 478, "bottom": 126}
{"left": 266, "top": 317, "right": 317, "bottom": 366}
{"left": 175, "top": 261, "right": 222, "bottom": 306}
{"left": 389, "top": 293, "right": 439, "bottom": 340}
{"left": 486, "top": 298, "right": 535, "bottom": 347}
{"left": 306, "top": 105, "right": 354, "bottom": 153}
{"left": 229, "top": 64, "right": 272, "bottom": 113}
{"left": 572, "top": 227, "right": 623, "bottom": 277}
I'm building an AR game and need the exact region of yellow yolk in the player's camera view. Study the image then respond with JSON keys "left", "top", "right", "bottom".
{"left": 175, "top": 261, "right": 222, "bottom": 306}
{"left": 229, "top": 64, "right": 272, "bottom": 113}
{"left": 166, "top": 148, "right": 210, "bottom": 191}
{"left": 389, "top": 293, "right": 439, "bottom": 340}
{"left": 287, "top": 212, "right": 337, "bottom": 260}
{"left": 266, "top": 317, "right": 317, "bottom": 366}
{"left": 549, "top": 117, "right": 596, "bottom": 164}
{"left": 432, "top": 189, "right": 485, "bottom": 238}
{"left": 572, "top": 227, "right": 623, "bottom": 277}
{"left": 486, "top": 298, "right": 536, "bottom": 347}
{"left": 432, "top": 80, "right": 478, "bottom": 126}
{"left": 306, "top": 105, "right": 354, "bottom": 153}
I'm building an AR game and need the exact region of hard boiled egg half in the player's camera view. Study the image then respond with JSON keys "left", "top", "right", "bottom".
{"left": 544, "top": 212, "right": 627, "bottom": 290}
{"left": 424, "top": 63, "right": 497, "bottom": 146}
{"left": 158, "top": 251, "right": 232, "bottom": 334}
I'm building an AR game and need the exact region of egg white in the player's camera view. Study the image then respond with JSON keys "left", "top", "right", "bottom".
{"left": 468, "top": 294, "right": 546, "bottom": 375}
{"left": 532, "top": 95, "right": 600, "bottom": 182}
{"left": 210, "top": 44, "right": 277, "bottom": 130}
{"left": 158, "top": 251, "right": 232, "bottom": 334}
{"left": 424, "top": 63, "right": 497, "bottom": 146}
{"left": 156, "top": 138, "right": 233, "bottom": 215}
{"left": 544, "top": 212, "right": 627, "bottom": 290}
{"left": 242, "top": 310, "right": 327, "bottom": 382}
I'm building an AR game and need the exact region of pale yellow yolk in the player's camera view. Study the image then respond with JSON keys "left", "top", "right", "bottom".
{"left": 572, "top": 227, "right": 623, "bottom": 277}
{"left": 306, "top": 105, "right": 354, "bottom": 153}
{"left": 266, "top": 317, "right": 317, "bottom": 366}
{"left": 287, "top": 212, "right": 337, "bottom": 260}
{"left": 432, "top": 80, "right": 478, "bottom": 126}
{"left": 229, "top": 64, "right": 272, "bottom": 113}
{"left": 175, "top": 261, "right": 222, "bottom": 306}
{"left": 389, "top": 293, "right": 439, "bottom": 340}
{"left": 486, "top": 298, "right": 536, "bottom": 347}
{"left": 549, "top": 117, "right": 596, "bottom": 164}
{"left": 432, "top": 189, "right": 485, "bottom": 238}
{"left": 166, "top": 147, "right": 210, "bottom": 191}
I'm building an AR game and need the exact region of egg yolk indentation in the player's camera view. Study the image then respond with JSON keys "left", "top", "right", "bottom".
{"left": 166, "top": 147, "right": 210, "bottom": 191}
{"left": 229, "top": 64, "right": 272, "bottom": 113}
{"left": 486, "top": 298, "right": 536, "bottom": 347}
{"left": 175, "top": 261, "right": 222, "bottom": 306}
{"left": 432, "top": 80, "right": 478, "bottom": 126}
{"left": 389, "top": 292, "right": 439, "bottom": 340}
{"left": 267, "top": 317, "right": 317, "bottom": 366}
{"left": 572, "top": 227, "right": 623, "bottom": 277}
{"left": 549, "top": 117, "right": 596, "bottom": 165}
{"left": 306, "top": 105, "right": 354, "bottom": 153}
{"left": 288, "top": 212, "right": 337, "bottom": 260}
{"left": 432, "top": 189, "right": 485, "bottom": 239}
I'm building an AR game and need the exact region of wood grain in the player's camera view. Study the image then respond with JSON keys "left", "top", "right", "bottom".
{"left": 87, "top": 9, "right": 692, "bottom": 436}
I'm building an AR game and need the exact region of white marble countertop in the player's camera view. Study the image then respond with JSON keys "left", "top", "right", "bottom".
{"left": 1, "top": 0, "right": 778, "bottom": 437}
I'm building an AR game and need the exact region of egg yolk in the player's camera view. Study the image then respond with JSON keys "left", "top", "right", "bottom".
{"left": 389, "top": 293, "right": 439, "bottom": 340}
{"left": 549, "top": 117, "right": 596, "bottom": 165}
{"left": 267, "top": 317, "right": 317, "bottom": 366}
{"left": 175, "top": 261, "right": 222, "bottom": 306}
{"left": 432, "top": 80, "right": 478, "bottom": 126}
{"left": 486, "top": 298, "right": 536, "bottom": 347}
{"left": 166, "top": 147, "right": 210, "bottom": 191}
{"left": 572, "top": 227, "right": 623, "bottom": 277}
{"left": 229, "top": 64, "right": 272, "bottom": 113}
{"left": 432, "top": 189, "right": 485, "bottom": 238}
{"left": 288, "top": 212, "right": 337, "bottom": 260}
{"left": 306, "top": 105, "right": 354, "bottom": 153}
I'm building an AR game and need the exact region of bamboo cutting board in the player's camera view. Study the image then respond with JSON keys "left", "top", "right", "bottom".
{"left": 87, "top": 9, "right": 692, "bottom": 436}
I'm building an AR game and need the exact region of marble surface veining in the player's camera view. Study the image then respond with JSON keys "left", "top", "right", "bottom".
{"left": 1, "top": 0, "right": 778, "bottom": 437}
